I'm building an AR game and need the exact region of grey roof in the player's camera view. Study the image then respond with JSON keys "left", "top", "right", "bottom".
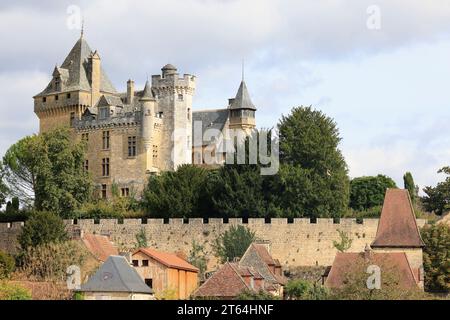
{"left": 192, "top": 109, "right": 229, "bottom": 146}
{"left": 80, "top": 256, "right": 153, "bottom": 294}
{"left": 36, "top": 37, "right": 117, "bottom": 96}
{"left": 229, "top": 81, "right": 256, "bottom": 110}
{"left": 140, "top": 80, "right": 155, "bottom": 101}
{"left": 162, "top": 63, "right": 177, "bottom": 71}
{"left": 97, "top": 95, "right": 124, "bottom": 107}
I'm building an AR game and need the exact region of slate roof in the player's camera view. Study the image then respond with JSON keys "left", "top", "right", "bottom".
{"left": 192, "top": 262, "right": 262, "bottom": 298}
{"left": 80, "top": 256, "right": 153, "bottom": 294}
{"left": 133, "top": 248, "right": 199, "bottom": 273}
{"left": 140, "top": 80, "right": 155, "bottom": 101}
{"left": 325, "top": 251, "right": 418, "bottom": 289}
{"left": 35, "top": 37, "right": 116, "bottom": 97}
{"left": 371, "top": 189, "right": 425, "bottom": 248}
{"left": 229, "top": 81, "right": 256, "bottom": 110}
{"left": 192, "top": 109, "right": 229, "bottom": 146}
{"left": 81, "top": 233, "right": 119, "bottom": 262}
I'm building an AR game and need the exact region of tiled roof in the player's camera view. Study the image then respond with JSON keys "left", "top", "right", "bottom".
{"left": 80, "top": 256, "right": 153, "bottom": 294}
{"left": 36, "top": 37, "right": 116, "bottom": 97}
{"left": 371, "top": 189, "right": 425, "bottom": 248}
{"left": 82, "top": 233, "right": 118, "bottom": 262}
{"left": 229, "top": 81, "right": 256, "bottom": 110}
{"left": 134, "top": 248, "right": 199, "bottom": 272}
{"left": 325, "top": 251, "right": 418, "bottom": 289}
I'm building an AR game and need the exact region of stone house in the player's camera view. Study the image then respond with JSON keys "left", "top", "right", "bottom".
{"left": 80, "top": 255, "right": 154, "bottom": 300}
{"left": 131, "top": 248, "right": 199, "bottom": 299}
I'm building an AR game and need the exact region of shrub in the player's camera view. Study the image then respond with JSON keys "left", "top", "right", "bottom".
{"left": 284, "top": 279, "right": 328, "bottom": 300}
{"left": 213, "top": 225, "right": 255, "bottom": 263}
{"left": 0, "top": 282, "right": 31, "bottom": 300}
{"left": 0, "top": 251, "right": 15, "bottom": 280}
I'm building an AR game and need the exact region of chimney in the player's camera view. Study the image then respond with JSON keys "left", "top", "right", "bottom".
{"left": 127, "top": 79, "right": 134, "bottom": 105}
{"left": 89, "top": 50, "right": 101, "bottom": 107}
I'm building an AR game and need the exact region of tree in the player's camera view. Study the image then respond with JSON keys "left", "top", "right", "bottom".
{"left": 421, "top": 223, "right": 450, "bottom": 293}
{"left": 333, "top": 230, "right": 352, "bottom": 252}
{"left": 277, "top": 106, "right": 350, "bottom": 217}
{"left": 213, "top": 225, "right": 255, "bottom": 263}
{"left": 0, "top": 163, "right": 7, "bottom": 208}
{"left": 2, "top": 128, "right": 92, "bottom": 215}
{"left": 422, "top": 167, "right": 450, "bottom": 215}
{"left": 135, "top": 228, "right": 148, "bottom": 248}
{"left": 18, "top": 211, "right": 68, "bottom": 250}
{"left": 403, "top": 172, "right": 418, "bottom": 204}
{"left": 188, "top": 240, "right": 208, "bottom": 281}
{"left": 349, "top": 175, "right": 397, "bottom": 211}
{"left": 141, "top": 165, "right": 209, "bottom": 218}
{"left": 284, "top": 279, "right": 328, "bottom": 300}
{"left": 0, "top": 251, "right": 15, "bottom": 280}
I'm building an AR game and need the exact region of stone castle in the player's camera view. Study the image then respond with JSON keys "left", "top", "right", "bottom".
{"left": 33, "top": 33, "right": 256, "bottom": 198}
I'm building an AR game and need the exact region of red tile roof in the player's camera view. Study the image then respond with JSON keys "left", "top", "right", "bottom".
{"left": 133, "top": 248, "right": 199, "bottom": 273}
{"left": 371, "top": 189, "right": 425, "bottom": 248}
{"left": 82, "top": 233, "right": 118, "bottom": 262}
{"left": 325, "top": 251, "right": 418, "bottom": 289}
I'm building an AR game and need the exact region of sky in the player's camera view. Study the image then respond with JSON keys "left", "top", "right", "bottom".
{"left": 0, "top": 0, "right": 450, "bottom": 191}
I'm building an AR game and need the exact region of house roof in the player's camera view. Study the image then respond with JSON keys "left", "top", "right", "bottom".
{"left": 193, "top": 262, "right": 258, "bottom": 298}
{"left": 192, "top": 108, "right": 229, "bottom": 146}
{"left": 80, "top": 256, "right": 153, "bottom": 294}
{"left": 35, "top": 37, "right": 116, "bottom": 97}
{"left": 229, "top": 81, "right": 256, "bottom": 111}
{"left": 371, "top": 189, "right": 425, "bottom": 248}
{"left": 133, "top": 248, "right": 199, "bottom": 273}
{"left": 325, "top": 251, "right": 418, "bottom": 289}
{"left": 81, "top": 233, "right": 119, "bottom": 262}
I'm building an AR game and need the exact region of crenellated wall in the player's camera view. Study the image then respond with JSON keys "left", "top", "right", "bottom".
{"left": 0, "top": 218, "right": 427, "bottom": 271}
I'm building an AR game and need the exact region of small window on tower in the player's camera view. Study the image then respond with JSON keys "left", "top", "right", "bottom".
{"left": 178, "top": 94, "right": 183, "bottom": 101}
{"left": 66, "top": 93, "right": 71, "bottom": 99}
{"left": 55, "top": 95, "right": 59, "bottom": 101}
{"left": 42, "top": 97, "right": 46, "bottom": 103}
{"left": 187, "top": 108, "right": 190, "bottom": 120}
{"left": 101, "top": 184, "right": 107, "bottom": 199}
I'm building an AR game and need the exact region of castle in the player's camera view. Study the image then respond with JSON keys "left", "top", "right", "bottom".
{"left": 33, "top": 33, "right": 256, "bottom": 198}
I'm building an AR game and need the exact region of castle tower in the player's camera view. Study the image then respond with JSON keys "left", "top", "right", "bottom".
{"left": 371, "top": 189, "right": 425, "bottom": 288}
{"left": 33, "top": 35, "right": 116, "bottom": 133}
{"left": 152, "top": 64, "right": 196, "bottom": 171}
{"left": 140, "top": 80, "right": 156, "bottom": 173}
{"left": 228, "top": 80, "right": 256, "bottom": 134}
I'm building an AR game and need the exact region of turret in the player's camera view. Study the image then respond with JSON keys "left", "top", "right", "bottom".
{"left": 140, "top": 80, "right": 156, "bottom": 172}
{"left": 228, "top": 80, "right": 256, "bottom": 133}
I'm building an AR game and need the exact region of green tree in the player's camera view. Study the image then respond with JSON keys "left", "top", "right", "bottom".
{"left": 0, "top": 163, "right": 7, "bottom": 208}
{"left": 2, "top": 128, "right": 92, "bottom": 215}
{"left": 213, "top": 225, "right": 255, "bottom": 263}
{"left": 277, "top": 106, "right": 350, "bottom": 217}
{"left": 421, "top": 223, "right": 450, "bottom": 293}
{"left": 188, "top": 240, "right": 208, "bottom": 281}
{"left": 422, "top": 167, "right": 450, "bottom": 215}
{"left": 141, "top": 165, "right": 209, "bottom": 218}
{"left": 284, "top": 279, "right": 328, "bottom": 300}
{"left": 333, "top": 230, "right": 352, "bottom": 252}
{"left": 18, "top": 211, "right": 67, "bottom": 250}
{"left": 135, "top": 228, "right": 148, "bottom": 248}
{"left": 403, "top": 172, "right": 418, "bottom": 204}
{"left": 0, "top": 251, "right": 15, "bottom": 280}
{"left": 349, "top": 175, "right": 397, "bottom": 211}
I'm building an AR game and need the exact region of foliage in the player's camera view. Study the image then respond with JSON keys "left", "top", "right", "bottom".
{"left": 135, "top": 227, "right": 148, "bottom": 248}
{"left": 421, "top": 223, "right": 450, "bottom": 293}
{"left": 2, "top": 128, "right": 92, "bottom": 215}
{"left": 142, "top": 165, "right": 209, "bottom": 218}
{"left": 277, "top": 106, "right": 350, "bottom": 217}
{"left": 73, "top": 291, "right": 85, "bottom": 300}
{"left": 188, "top": 240, "right": 208, "bottom": 281}
{"left": 18, "top": 211, "right": 67, "bottom": 250}
{"left": 403, "top": 172, "right": 418, "bottom": 204}
{"left": 236, "top": 289, "right": 279, "bottom": 300}
{"left": 0, "top": 282, "right": 31, "bottom": 300}
{"left": 349, "top": 175, "right": 397, "bottom": 211}
{"left": 0, "top": 164, "right": 8, "bottom": 207}
{"left": 20, "top": 241, "right": 88, "bottom": 281}
{"left": 155, "top": 287, "right": 178, "bottom": 300}
{"left": 5, "top": 197, "right": 20, "bottom": 214}
{"left": 0, "top": 251, "right": 15, "bottom": 280}
{"left": 213, "top": 225, "right": 255, "bottom": 263}
{"left": 332, "top": 230, "right": 353, "bottom": 252}
{"left": 422, "top": 167, "right": 450, "bottom": 215}
{"left": 343, "top": 205, "right": 382, "bottom": 219}
{"left": 284, "top": 279, "right": 328, "bottom": 300}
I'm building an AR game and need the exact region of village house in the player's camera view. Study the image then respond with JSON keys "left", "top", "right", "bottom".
{"left": 80, "top": 255, "right": 154, "bottom": 300}
{"left": 324, "top": 188, "right": 425, "bottom": 289}
{"left": 132, "top": 248, "right": 199, "bottom": 299}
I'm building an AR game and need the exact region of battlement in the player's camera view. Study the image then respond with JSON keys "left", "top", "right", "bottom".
{"left": 151, "top": 73, "right": 196, "bottom": 90}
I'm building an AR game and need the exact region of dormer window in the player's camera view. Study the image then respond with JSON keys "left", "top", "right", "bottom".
{"left": 54, "top": 77, "right": 61, "bottom": 91}
{"left": 99, "top": 107, "right": 109, "bottom": 120}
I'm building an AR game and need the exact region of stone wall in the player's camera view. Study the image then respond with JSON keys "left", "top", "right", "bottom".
{"left": 0, "top": 218, "right": 427, "bottom": 271}
{"left": 0, "top": 222, "right": 24, "bottom": 254}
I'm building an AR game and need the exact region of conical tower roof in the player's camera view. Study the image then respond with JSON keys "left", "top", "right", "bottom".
{"left": 140, "top": 80, "right": 155, "bottom": 101}
{"left": 229, "top": 81, "right": 256, "bottom": 110}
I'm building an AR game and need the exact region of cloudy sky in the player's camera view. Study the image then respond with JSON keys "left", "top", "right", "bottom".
{"left": 1, "top": 0, "right": 450, "bottom": 190}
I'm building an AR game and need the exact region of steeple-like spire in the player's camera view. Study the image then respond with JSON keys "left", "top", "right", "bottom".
{"left": 80, "top": 19, "right": 84, "bottom": 39}
{"left": 140, "top": 80, "right": 155, "bottom": 101}
{"left": 229, "top": 80, "right": 256, "bottom": 111}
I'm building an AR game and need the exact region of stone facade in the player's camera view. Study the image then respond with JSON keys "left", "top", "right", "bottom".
{"left": 0, "top": 218, "right": 428, "bottom": 271}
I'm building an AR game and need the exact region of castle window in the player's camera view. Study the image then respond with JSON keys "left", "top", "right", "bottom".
{"left": 178, "top": 94, "right": 183, "bottom": 101}
{"left": 70, "top": 112, "right": 75, "bottom": 127}
{"left": 99, "top": 107, "right": 109, "bottom": 120}
{"left": 101, "top": 184, "right": 107, "bottom": 199}
{"left": 81, "top": 133, "right": 89, "bottom": 142}
{"left": 187, "top": 108, "right": 190, "bottom": 120}
{"left": 102, "top": 158, "right": 110, "bottom": 177}
{"left": 83, "top": 160, "right": 89, "bottom": 172}
{"left": 42, "top": 97, "right": 46, "bottom": 103}
{"left": 66, "top": 93, "right": 71, "bottom": 99}
{"left": 128, "top": 136, "right": 137, "bottom": 157}
{"left": 157, "top": 111, "right": 163, "bottom": 118}
{"left": 55, "top": 95, "right": 59, "bottom": 101}
{"left": 54, "top": 78, "right": 60, "bottom": 91}
{"left": 102, "top": 131, "right": 110, "bottom": 150}
{"left": 121, "top": 188, "right": 130, "bottom": 197}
